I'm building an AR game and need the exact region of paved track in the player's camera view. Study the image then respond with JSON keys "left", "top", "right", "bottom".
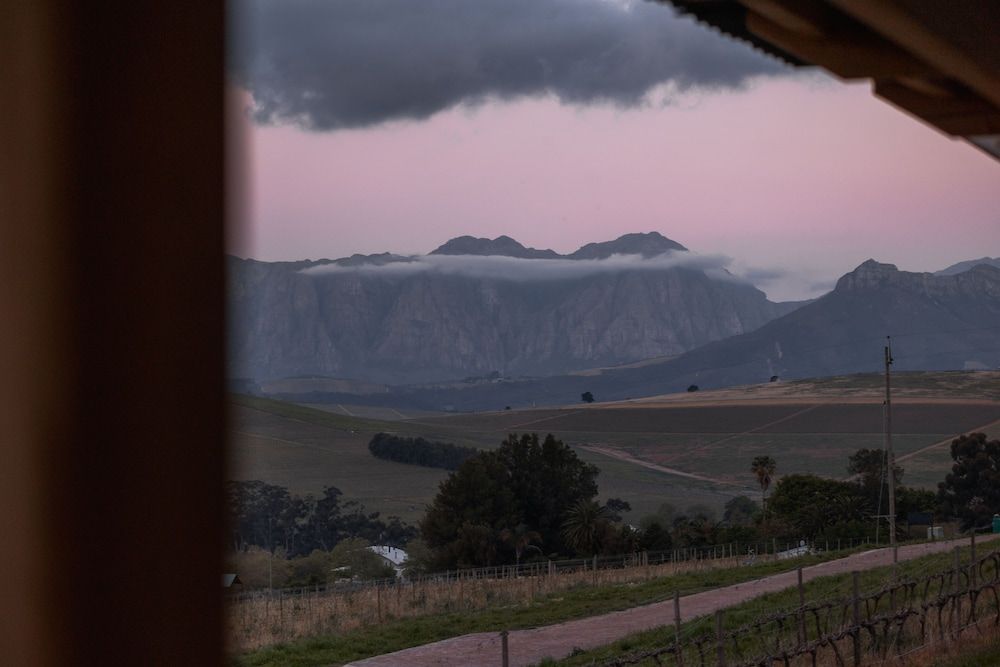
{"left": 347, "top": 535, "right": 1000, "bottom": 667}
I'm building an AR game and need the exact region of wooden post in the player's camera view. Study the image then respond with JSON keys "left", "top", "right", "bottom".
{"left": 852, "top": 571, "right": 861, "bottom": 666}
{"left": 674, "top": 590, "right": 684, "bottom": 667}
{"left": 376, "top": 584, "right": 382, "bottom": 622}
{"left": 954, "top": 546, "right": 962, "bottom": 590}
{"left": 715, "top": 609, "right": 726, "bottom": 667}
{"left": 797, "top": 567, "right": 805, "bottom": 645}
{"left": 500, "top": 630, "right": 509, "bottom": 667}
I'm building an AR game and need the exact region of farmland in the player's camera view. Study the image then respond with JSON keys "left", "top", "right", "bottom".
{"left": 229, "top": 372, "right": 1000, "bottom": 523}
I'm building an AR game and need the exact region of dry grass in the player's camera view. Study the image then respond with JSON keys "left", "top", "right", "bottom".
{"left": 228, "top": 553, "right": 739, "bottom": 653}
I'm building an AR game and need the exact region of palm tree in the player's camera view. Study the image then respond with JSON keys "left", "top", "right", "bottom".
{"left": 751, "top": 456, "right": 777, "bottom": 525}
{"left": 561, "top": 499, "right": 609, "bottom": 556}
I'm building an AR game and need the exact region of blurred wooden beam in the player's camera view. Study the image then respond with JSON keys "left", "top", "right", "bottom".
{"left": 745, "top": 10, "right": 936, "bottom": 80}
{"left": 0, "top": 1, "right": 226, "bottom": 664}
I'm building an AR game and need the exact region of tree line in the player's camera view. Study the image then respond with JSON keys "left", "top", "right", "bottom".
{"left": 228, "top": 430, "right": 1000, "bottom": 581}
{"left": 368, "top": 432, "right": 478, "bottom": 470}
{"left": 226, "top": 480, "right": 416, "bottom": 559}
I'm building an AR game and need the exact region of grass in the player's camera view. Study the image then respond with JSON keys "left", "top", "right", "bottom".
{"left": 229, "top": 395, "right": 739, "bottom": 522}
{"left": 932, "top": 634, "right": 1000, "bottom": 666}
{"left": 231, "top": 549, "right": 858, "bottom": 667}
{"left": 229, "top": 388, "right": 1000, "bottom": 523}
{"left": 552, "top": 545, "right": 992, "bottom": 666}
{"left": 229, "top": 396, "right": 450, "bottom": 522}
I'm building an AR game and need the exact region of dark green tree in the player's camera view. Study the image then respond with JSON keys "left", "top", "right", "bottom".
{"left": 638, "top": 521, "right": 673, "bottom": 551}
{"left": 420, "top": 433, "right": 599, "bottom": 567}
{"left": 768, "top": 474, "right": 869, "bottom": 538}
{"left": 603, "top": 497, "right": 632, "bottom": 522}
{"left": 723, "top": 495, "right": 760, "bottom": 527}
{"left": 937, "top": 432, "right": 1000, "bottom": 530}
{"left": 581, "top": 391, "right": 594, "bottom": 403}
{"left": 500, "top": 524, "right": 543, "bottom": 565}
{"left": 848, "top": 448, "right": 903, "bottom": 515}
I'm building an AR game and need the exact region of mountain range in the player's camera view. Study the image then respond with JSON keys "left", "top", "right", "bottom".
{"left": 229, "top": 234, "right": 999, "bottom": 409}
{"left": 228, "top": 232, "right": 802, "bottom": 385}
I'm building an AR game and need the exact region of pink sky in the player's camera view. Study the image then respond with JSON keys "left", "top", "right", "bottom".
{"left": 234, "top": 74, "right": 999, "bottom": 300}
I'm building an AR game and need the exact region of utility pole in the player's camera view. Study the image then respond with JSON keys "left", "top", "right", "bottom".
{"left": 884, "top": 337, "right": 897, "bottom": 563}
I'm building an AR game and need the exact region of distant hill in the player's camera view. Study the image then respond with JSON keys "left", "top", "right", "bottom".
{"left": 937, "top": 257, "right": 1000, "bottom": 276}
{"left": 229, "top": 232, "right": 802, "bottom": 384}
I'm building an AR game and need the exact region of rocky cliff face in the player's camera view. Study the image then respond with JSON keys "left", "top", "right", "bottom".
{"left": 228, "top": 233, "right": 800, "bottom": 384}
{"left": 333, "top": 260, "right": 1000, "bottom": 411}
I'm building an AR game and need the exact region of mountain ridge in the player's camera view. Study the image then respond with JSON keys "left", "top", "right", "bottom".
{"left": 228, "top": 232, "right": 800, "bottom": 384}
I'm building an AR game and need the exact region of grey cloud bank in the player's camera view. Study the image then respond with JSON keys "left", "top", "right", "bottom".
{"left": 300, "top": 251, "right": 741, "bottom": 282}
{"left": 233, "top": 0, "right": 787, "bottom": 130}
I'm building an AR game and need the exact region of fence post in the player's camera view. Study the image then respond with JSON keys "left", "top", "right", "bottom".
{"left": 716, "top": 609, "right": 726, "bottom": 667}
{"left": 674, "top": 590, "right": 684, "bottom": 667}
{"left": 852, "top": 570, "right": 861, "bottom": 666}
{"left": 500, "top": 630, "right": 509, "bottom": 667}
{"left": 971, "top": 532, "right": 977, "bottom": 564}
{"left": 797, "top": 567, "right": 805, "bottom": 645}
{"left": 376, "top": 583, "right": 382, "bottom": 622}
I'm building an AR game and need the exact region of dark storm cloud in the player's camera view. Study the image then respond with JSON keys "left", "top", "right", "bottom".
{"left": 232, "top": 0, "right": 788, "bottom": 130}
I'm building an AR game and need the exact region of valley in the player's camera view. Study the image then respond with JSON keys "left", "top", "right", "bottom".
{"left": 230, "top": 371, "right": 1000, "bottom": 523}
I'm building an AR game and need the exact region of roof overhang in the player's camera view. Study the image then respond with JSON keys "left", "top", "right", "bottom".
{"left": 665, "top": 0, "right": 1000, "bottom": 161}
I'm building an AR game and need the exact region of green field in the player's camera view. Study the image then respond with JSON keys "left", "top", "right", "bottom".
{"left": 229, "top": 372, "right": 1000, "bottom": 524}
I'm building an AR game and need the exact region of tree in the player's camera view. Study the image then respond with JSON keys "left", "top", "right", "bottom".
{"left": 723, "top": 496, "right": 759, "bottom": 527}
{"left": 768, "top": 474, "right": 869, "bottom": 538}
{"left": 687, "top": 385, "right": 699, "bottom": 392}
{"left": 328, "top": 538, "right": 396, "bottom": 581}
{"left": 500, "top": 524, "right": 543, "bottom": 564}
{"left": 638, "top": 521, "right": 673, "bottom": 551}
{"left": 581, "top": 391, "right": 594, "bottom": 404}
{"left": 603, "top": 497, "right": 632, "bottom": 522}
{"left": 937, "top": 432, "right": 1000, "bottom": 530}
{"left": 751, "top": 456, "right": 777, "bottom": 524}
{"left": 420, "top": 433, "right": 599, "bottom": 567}
{"left": 561, "top": 499, "right": 610, "bottom": 556}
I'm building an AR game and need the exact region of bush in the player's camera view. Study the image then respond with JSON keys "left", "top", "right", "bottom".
{"left": 368, "top": 433, "right": 478, "bottom": 470}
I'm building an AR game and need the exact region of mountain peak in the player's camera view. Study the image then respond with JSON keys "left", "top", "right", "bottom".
{"left": 568, "top": 232, "right": 687, "bottom": 260}
{"left": 835, "top": 259, "right": 900, "bottom": 290}
{"left": 430, "top": 235, "right": 560, "bottom": 259}
{"left": 936, "top": 257, "right": 1000, "bottom": 276}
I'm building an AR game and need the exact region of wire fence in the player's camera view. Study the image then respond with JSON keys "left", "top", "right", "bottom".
{"left": 606, "top": 543, "right": 1000, "bottom": 667}
{"left": 226, "top": 537, "right": 877, "bottom": 652}
{"left": 233, "top": 536, "right": 876, "bottom": 600}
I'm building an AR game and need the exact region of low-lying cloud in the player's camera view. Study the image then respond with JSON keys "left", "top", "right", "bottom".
{"left": 301, "top": 251, "right": 738, "bottom": 282}
{"left": 232, "top": 0, "right": 788, "bottom": 130}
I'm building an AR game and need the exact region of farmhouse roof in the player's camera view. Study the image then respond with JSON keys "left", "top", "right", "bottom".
{"left": 368, "top": 545, "right": 408, "bottom": 566}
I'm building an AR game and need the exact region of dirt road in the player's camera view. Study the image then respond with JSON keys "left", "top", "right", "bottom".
{"left": 346, "top": 535, "right": 1000, "bottom": 667}
{"left": 579, "top": 444, "right": 745, "bottom": 488}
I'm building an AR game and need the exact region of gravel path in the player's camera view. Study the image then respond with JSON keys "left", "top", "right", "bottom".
{"left": 346, "top": 535, "right": 999, "bottom": 667}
